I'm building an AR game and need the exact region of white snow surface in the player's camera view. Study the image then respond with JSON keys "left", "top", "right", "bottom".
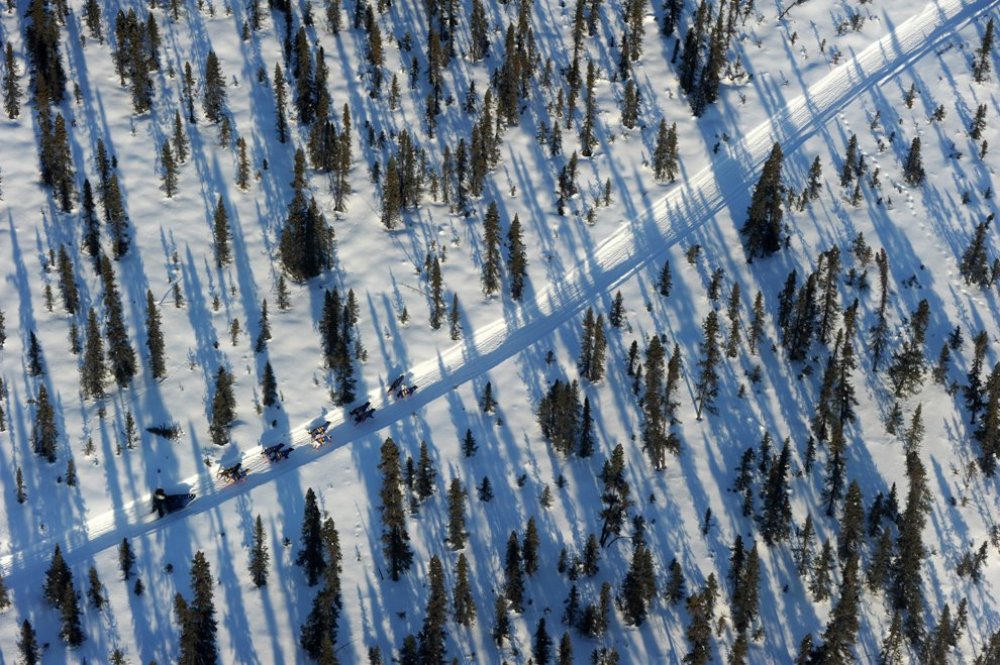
{"left": 0, "top": 0, "right": 998, "bottom": 662}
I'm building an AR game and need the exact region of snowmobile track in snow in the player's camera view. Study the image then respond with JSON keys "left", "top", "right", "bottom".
{"left": 1, "top": 0, "right": 994, "bottom": 577}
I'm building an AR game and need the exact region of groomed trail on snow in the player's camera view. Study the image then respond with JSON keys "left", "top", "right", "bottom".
{"left": 2, "top": 0, "right": 992, "bottom": 580}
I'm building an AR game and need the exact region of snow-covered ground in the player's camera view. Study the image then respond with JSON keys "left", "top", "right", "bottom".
{"left": 0, "top": 0, "right": 998, "bottom": 661}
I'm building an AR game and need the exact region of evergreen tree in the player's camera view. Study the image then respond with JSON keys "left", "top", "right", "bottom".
{"left": 621, "top": 539, "right": 656, "bottom": 625}
{"left": 447, "top": 478, "right": 466, "bottom": 549}
{"left": 297, "top": 488, "right": 325, "bottom": 586}
{"left": 816, "top": 554, "right": 862, "bottom": 663}
{"left": 504, "top": 530, "right": 524, "bottom": 611}
{"left": 973, "top": 18, "right": 994, "bottom": 83}
{"left": 448, "top": 293, "right": 461, "bottom": 340}
{"left": 44, "top": 544, "right": 72, "bottom": 606}
{"left": 82, "top": 307, "right": 106, "bottom": 399}
{"left": 888, "top": 299, "right": 930, "bottom": 398}
{"left": 418, "top": 555, "right": 448, "bottom": 665}
{"left": 482, "top": 201, "right": 503, "bottom": 296}
{"left": 643, "top": 335, "right": 673, "bottom": 469}
{"left": 579, "top": 395, "right": 596, "bottom": 457}
{"left": 17, "top": 620, "right": 39, "bottom": 665}
{"left": 250, "top": 514, "right": 270, "bottom": 587}
{"left": 177, "top": 551, "right": 219, "bottom": 665}
{"left": 759, "top": 439, "right": 792, "bottom": 544}
{"left": 173, "top": 110, "right": 189, "bottom": 163}
{"left": 659, "top": 259, "right": 673, "bottom": 297}
{"left": 960, "top": 219, "right": 992, "bottom": 286}
{"left": 653, "top": 119, "right": 679, "bottom": 181}
{"left": 161, "top": 141, "right": 178, "bottom": 197}
{"left": 82, "top": 180, "right": 100, "bottom": 258}
{"left": 300, "top": 517, "right": 344, "bottom": 660}
{"left": 3, "top": 43, "right": 22, "bottom": 119}
{"left": 203, "top": 50, "right": 227, "bottom": 122}
{"left": 430, "top": 256, "right": 445, "bottom": 329}
{"left": 534, "top": 617, "right": 553, "bottom": 665}
{"left": 274, "top": 63, "right": 288, "bottom": 143}
{"left": 145, "top": 290, "right": 166, "bottom": 379}
{"left": 492, "top": 594, "right": 511, "bottom": 646}
{"left": 452, "top": 553, "right": 476, "bottom": 626}
{"left": 902, "top": 137, "right": 925, "bottom": 186}
{"left": 87, "top": 566, "right": 104, "bottom": 609}
{"left": 379, "top": 437, "right": 413, "bottom": 580}
{"left": 684, "top": 574, "right": 717, "bottom": 665}
{"left": 415, "top": 440, "right": 437, "bottom": 500}
{"left": 280, "top": 194, "right": 333, "bottom": 282}
{"left": 695, "top": 311, "right": 722, "bottom": 419}
{"left": 212, "top": 196, "right": 231, "bottom": 267}
{"left": 119, "top": 537, "right": 135, "bottom": 580}
{"left": 732, "top": 542, "right": 760, "bottom": 635}
{"left": 839, "top": 481, "right": 865, "bottom": 561}
{"left": 666, "top": 557, "right": 686, "bottom": 604}
{"left": 236, "top": 136, "right": 250, "bottom": 190}
{"left": 523, "top": 517, "right": 540, "bottom": 575}
{"left": 56, "top": 245, "right": 78, "bottom": 314}
{"left": 879, "top": 612, "right": 905, "bottom": 665}
{"left": 100, "top": 255, "right": 137, "bottom": 387}
{"left": 208, "top": 366, "right": 236, "bottom": 446}
{"left": 32, "top": 384, "right": 57, "bottom": 463}
{"left": 599, "top": 444, "right": 632, "bottom": 546}
{"left": 741, "top": 143, "right": 785, "bottom": 259}
{"left": 507, "top": 214, "right": 527, "bottom": 300}
{"left": 28, "top": 330, "right": 43, "bottom": 376}
{"left": 59, "top": 580, "right": 84, "bottom": 646}
{"left": 261, "top": 361, "right": 278, "bottom": 407}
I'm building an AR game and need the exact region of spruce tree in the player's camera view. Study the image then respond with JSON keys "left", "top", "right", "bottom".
{"left": 504, "top": 530, "right": 524, "bottom": 611}
{"left": 666, "top": 557, "right": 686, "bottom": 604}
{"left": 534, "top": 617, "right": 553, "bottom": 665}
{"left": 599, "top": 443, "right": 632, "bottom": 546}
{"left": 643, "top": 335, "right": 672, "bottom": 469}
{"left": 482, "top": 201, "right": 502, "bottom": 296}
{"left": 28, "top": 330, "right": 43, "bottom": 376}
{"left": 902, "top": 137, "right": 925, "bottom": 186}
{"left": 759, "top": 439, "right": 792, "bottom": 544}
{"left": 448, "top": 293, "right": 461, "bottom": 340}
{"left": 212, "top": 196, "right": 231, "bottom": 267}
{"left": 274, "top": 63, "right": 288, "bottom": 143}
{"left": 447, "top": 478, "right": 466, "bottom": 549}
{"left": 202, "top": 50, "right": 227, "bottom": 123}
{"left": 430, "top": 256, "right": 445, "bottom": 329}
{"left": 741, "top": 142, "right": 785, "bottom": 259}
{"left": 32, "top": 384, "right": 58, "bottom": 463}
{"left": 523, "top": 517, "right": 541, "bottom": 576}
{"left": 145, "top": 290, "right": 166, "bottom": 379}
{"left": 418, "top": 556, "right": 448, "bottom": 665}
{"left": 973, "top": 18, "right": 994, "bottom": 83}
{"left": 453, "top": 553, "right": 476, "bottom": 626}
{"left": 44, "top": 544, "right": 72, "bottom": 606}
{"left": 3, "top": 43, "right": 21, "bottom": 119}
{"left": 17, "top": 620, "right": 39, "bottom": 665}
{"left": 297, "top": 488, "right": 325, "bottom": 586}
{"left": 87, "top": 566, "right": 104, "bottom": 609}
{"left": 100, "top": 255, "right": 137, "bottom": 387}
{"left": 59, "top": 580, "right": 84, "bottom": 646}
{"left": 177, "top": 551, "right": 218, "bottom": 665}
{"left": 507, "top": 214, "right": 527, "bottom": 300}
{"left": 261, "top": 361, "right": 278, "bottom": 407}
{"left": 250, "top": 514, "right": 270, "bottom": 587}
{"left": 161, "top": 141, "right": 178, "bottom": 197}
{"left": 279, "top": 195, "right": 333, "bottom": 283}
{"left": 209, "top": 366, "right": 236, "bottom": 446}
{"left": 659, "top": 259, "right": 673, "bottom": 297}
{"left": 415, "top": 440, "right": 437, "bottom": 500}
{"left": 379, "top": 437, "right": 413, "bottom": 580}
{"left": 816, "top": 554, "right": 862, "bottom": 662}
{"left": 166, "top": 112, "right": 187, "bottom": 167}
{"left": 960, "top": 219, "right": 992, "bottom": 286}
{"left": 119, "top": 537, "right": 135, "bottom": 579}
{"left": 56, "top": 245, "right": 79, "bottom": 314}
{"left": 695, "top": 311, "right": 722, "bottom": 419}
{"left": 82, "top": 307, "right": 106, "bottom": 399}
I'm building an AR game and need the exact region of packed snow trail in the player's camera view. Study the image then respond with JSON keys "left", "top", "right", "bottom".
{"left": 2, "top": 0, "right": 993, "bottom": 577}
